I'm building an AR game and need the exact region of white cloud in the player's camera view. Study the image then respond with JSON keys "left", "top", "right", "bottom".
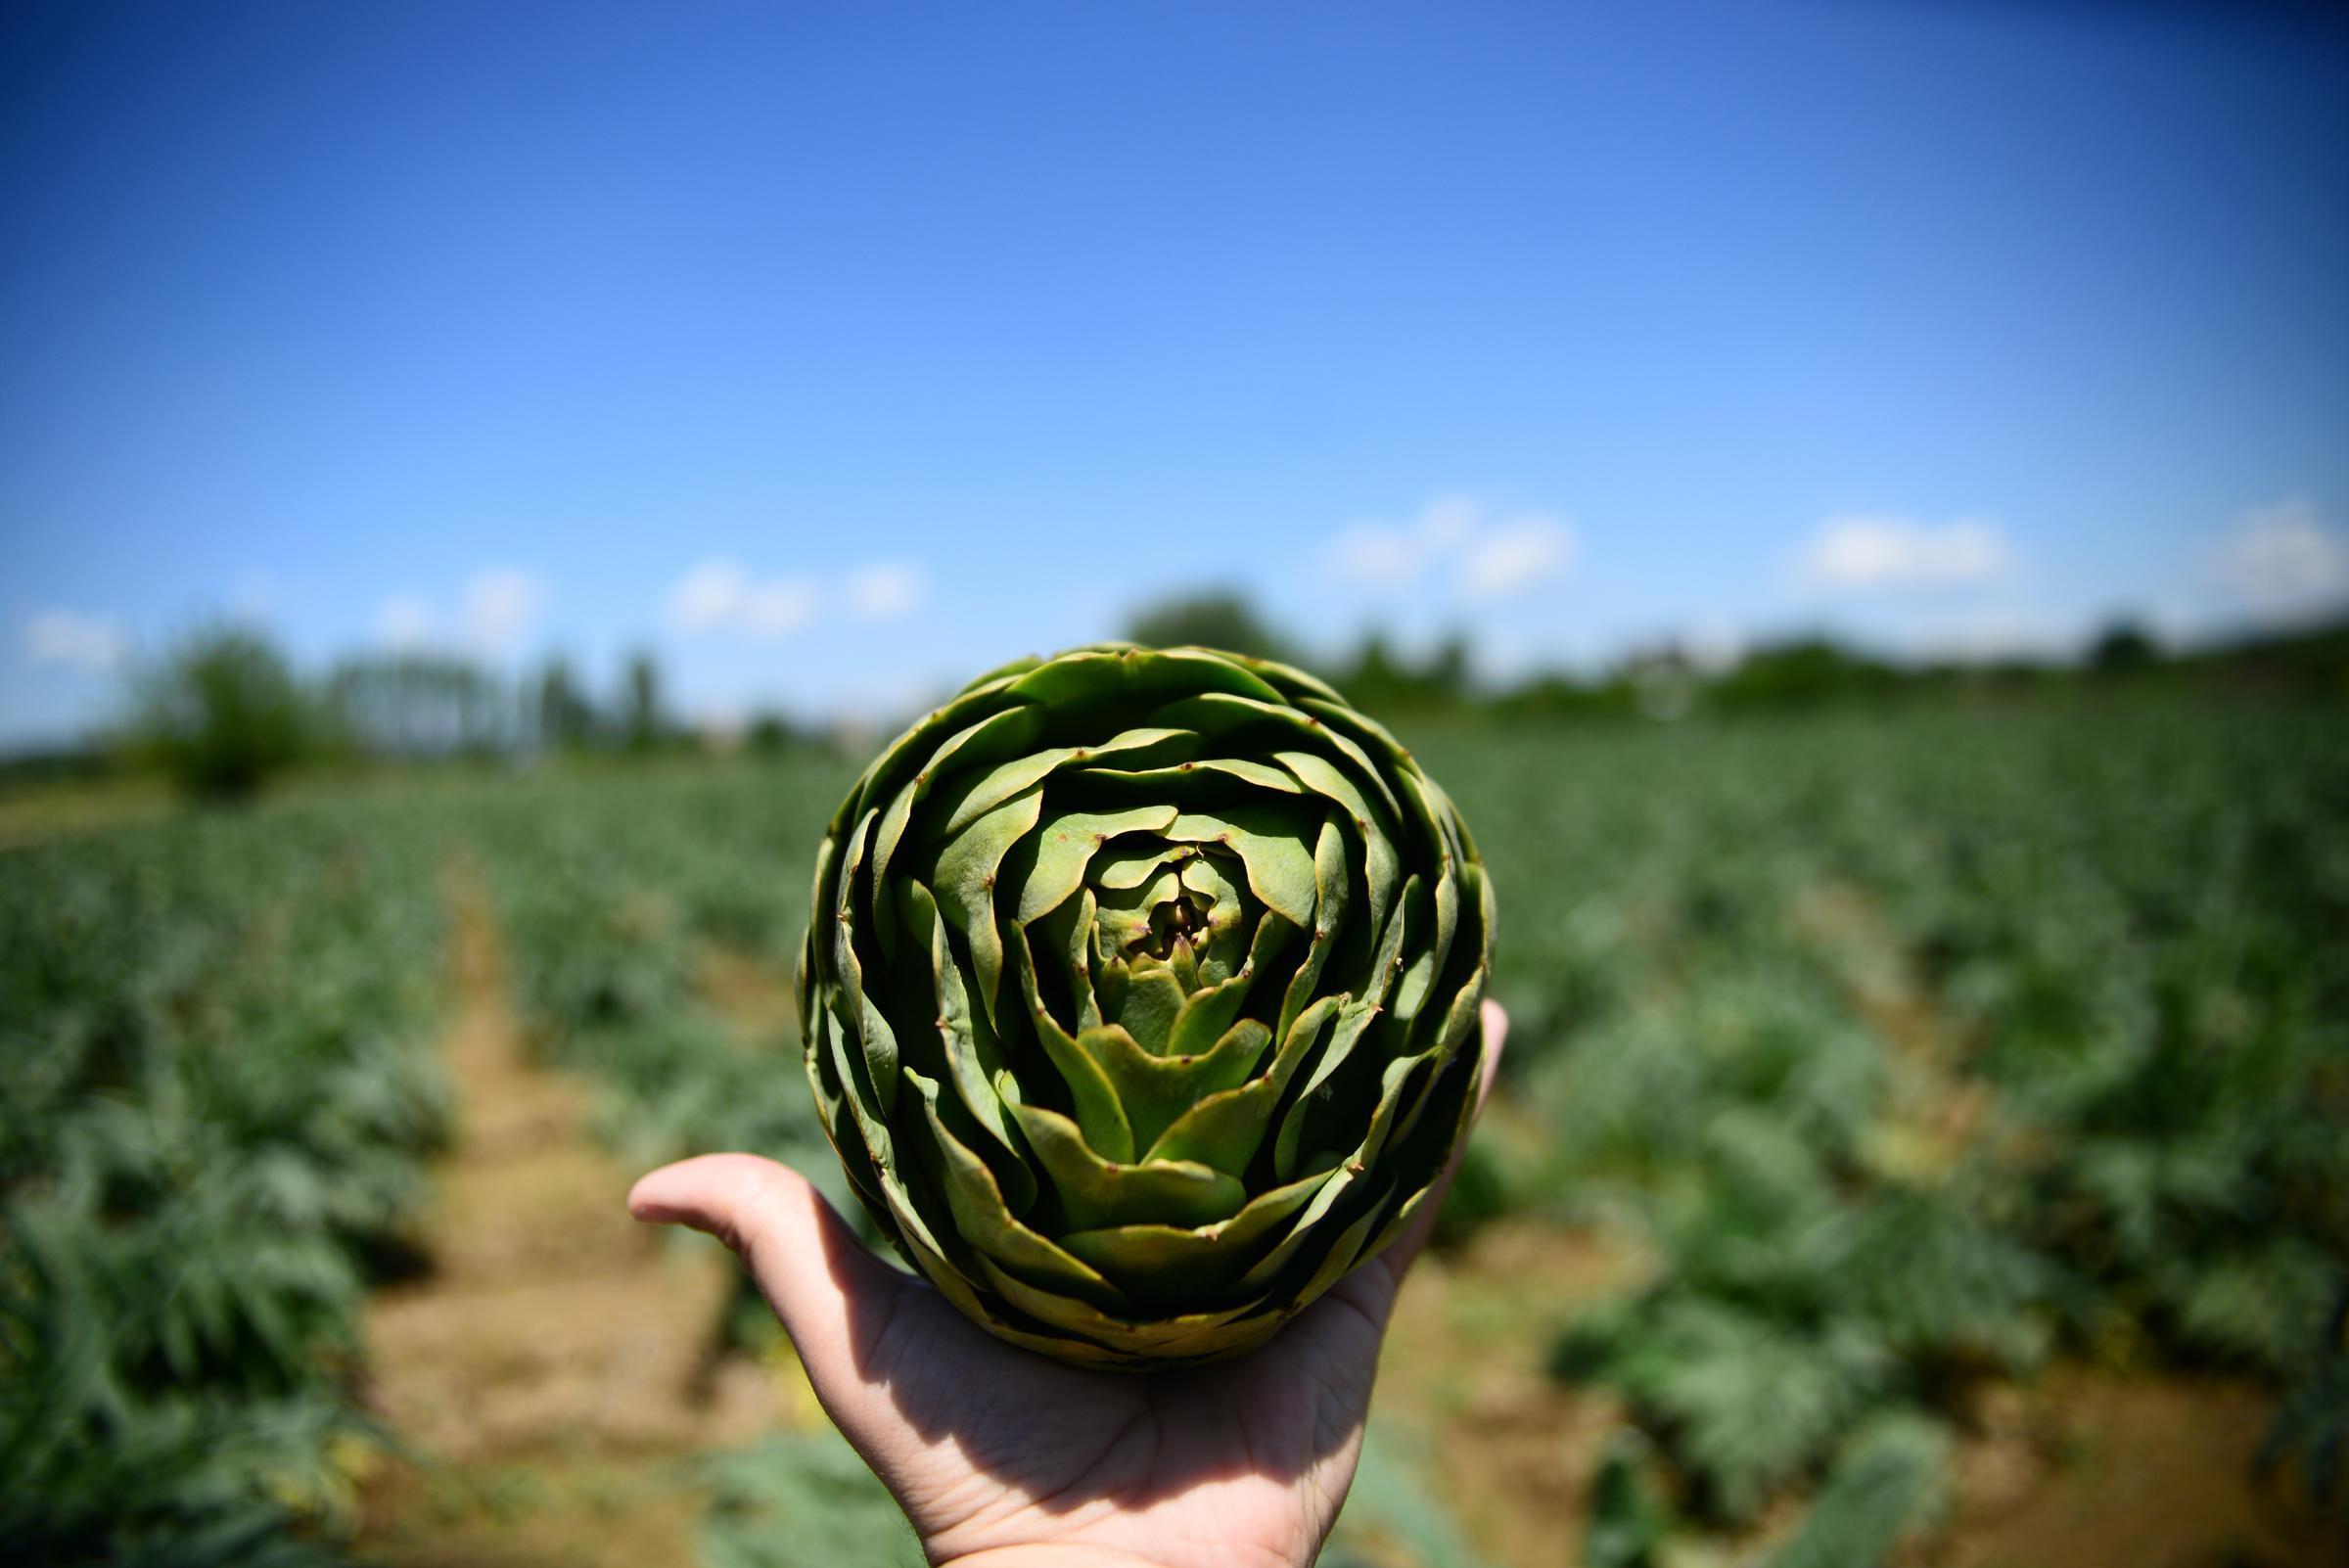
{"left": 738, "top": 578, "right": 818, "bottom": 637}
{"left": 365, "top": 568, "right": 545, "bottom": 658}
{"left": 460, "top": 567, "right": 545, "bottom": 654}
{"left": 1801, "top": 514, "right": 2012, "bottom": 589}
{"left": 668, "top": 559, "right": 752, "bottom": 631}
{"left": 23, "top": 609, "right": 125, "bottom": 670}
{"left": 2218, "top": 496, "right": 2346, "bottom": 624}
{"left": 1330, "top": 495, "right": 1576, "bottom": 600}
{"left": 1462, "top": 517, "right": 1578, "bottom": 601}
{"left": 374, "top": 594, "right": 436, "bottom": 650}
{"left": 666, "top": 557, "right": 819, "bottom": 639}
{"left": 847, "top": 561, "right": 926, "bottom": 621}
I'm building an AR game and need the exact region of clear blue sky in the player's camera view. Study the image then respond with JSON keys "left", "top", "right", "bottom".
{"left": 5, "top": 0, "right": 2345, "bottom": 743}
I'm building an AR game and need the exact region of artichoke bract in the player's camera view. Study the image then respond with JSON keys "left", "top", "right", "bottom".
{"left": 798, "top": 643, "right": 1495, "bottom": 1366}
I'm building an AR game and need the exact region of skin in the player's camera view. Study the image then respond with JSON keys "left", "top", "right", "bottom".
{"left": 629, "top": 999, "right": 1507, "bottom": 1568}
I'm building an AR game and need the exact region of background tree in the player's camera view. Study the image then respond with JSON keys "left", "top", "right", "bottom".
{"left": 2090, "top": 619, "right": 2161, "bottom": 677}
{"left": 127, "top": 625, "right": 315, "bottom": 800}
{"left": 1125, "top": 589, "right": 1298, "bottom": 665}
{"left": 536, "top": 657, "right": 597, "bottom": 752}
{"left": 622, "top": 650, "right": 667, "bottom": 752}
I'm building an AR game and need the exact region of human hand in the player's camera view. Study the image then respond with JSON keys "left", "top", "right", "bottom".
{"left": 627, "top": 1000, "right": 1506, "bottom": 1568}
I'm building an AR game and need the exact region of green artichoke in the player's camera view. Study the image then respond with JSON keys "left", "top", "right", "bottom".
{"left": 798, "top": 643, "right": 1494, "bottom": 1366}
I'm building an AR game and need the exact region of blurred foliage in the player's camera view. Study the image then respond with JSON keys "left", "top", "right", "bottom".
{"left": 7, "top": 682, "right": 2345, "bottom": 1566}
{"left": 1, "top": 805, "right": 452, "bottom": 1560}
{"left": 127, "top": 625, "right": 319, "bottom": 799}
{"left": 1125, "top": 587, "right": 1300, "bottom": 665}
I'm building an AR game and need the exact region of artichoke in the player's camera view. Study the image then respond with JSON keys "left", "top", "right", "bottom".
{"left": 798, "top": 643, "right": 1494, "bottom": 1366}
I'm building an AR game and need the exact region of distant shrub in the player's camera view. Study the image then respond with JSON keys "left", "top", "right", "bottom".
{"left": 128, "top": 626, "right": 315, "bottom": 800}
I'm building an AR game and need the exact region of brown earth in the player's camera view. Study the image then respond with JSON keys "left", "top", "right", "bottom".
{"left": 354, "top": 866, "right": 792, "bottom": 1567}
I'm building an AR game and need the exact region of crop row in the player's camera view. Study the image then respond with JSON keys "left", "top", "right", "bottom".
{"left": 1, "top": 805, "right": 455, "bottom": 1565}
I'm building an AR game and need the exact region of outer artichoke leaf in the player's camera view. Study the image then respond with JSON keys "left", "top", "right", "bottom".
{"left": 874, "top": 704, "right": 1044, "bottom": 910}
{"left": 1030, "top": 887, "right": 1101, "bottom": 1030}
{"left": 1361, "top": 870, "right": 1423, "bottom": 1014}
{"left": 1271, "top": 998, "right": 1387, "bottom": 1181}
{"left": 1082, "top": 756, "right": 1305, "bottom": 798}
{"left": 804, "top": 834, "right": 838, "bottom": 1017}
{"left": 1240, "top": 1053, "right": 1425, "bottom": 1298}
{"left": 969, "top": 1252, "right": 1276, "bottom": 1359}
{"left": 906, "top": 1071, "right": 1128, "bottom": 1313}
{"left": 1391, "top": 965, "right": 1489, "bottom": 1144}
{"left": 830, "top": 809, "right": 901, "bottom": 1115}
{"left": 931, "top": 785, "right": 1046, "bottom": 1029}
{"left": 806, "top": 1004, "right": 896, "bottom": 1230}
{"left": 1058, "top": 1171, "right": 1332, "bottom": 1305}
{"left": 1231, "top": 654, "right": 1348, "bottom": 706}
{"left": 897, "top": 880, "right": 1036, "bottom": 1211}
{"left": 1273, "top": 750, "right": 1402, "bottom": 968}
{"left": 1152, "top": 692, "right": 1405, "bottom": 825}
{"left": 1008, "top": 934, "right": 1135, "bottom": 1163}
{"left": 1286, "top": 1194, "right": 1392, "bottom": 1311}
{"left": 1078, "top": 1019, "right": 1271, "bottom": 1153}
{"left": 1165, "top": 806, "right": 1319, "bottom": 927}
{"left": 1392, "top": 767, "right": 1463, "bottom": 886}
{"left": 928, "top": 746, "right": 1088, "bottom": 839}
{"left": 1006, "top": 1099, "right": 1249, "bottom": 1230}
{"left": 1012, "top": 805, "right": 1178, "bottom": 925}
{"left": 1277, "top": 818, "right": 1353, "bottom": 1040}
{"left": 1387, "top": 877, "right": 1440, "bottom": 1029}
{"left": 840, "top": 677, "right": 1026, "bottom": 840}
{"left": 1006, "top": 645, "right": 1285, "bottom": 711}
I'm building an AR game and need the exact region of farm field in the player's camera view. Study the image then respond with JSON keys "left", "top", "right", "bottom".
{"left": 5, "top": 702, "right": 2346, "bottom": 1567}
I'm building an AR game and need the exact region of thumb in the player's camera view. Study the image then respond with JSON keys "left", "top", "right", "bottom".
{"left": 627, "top": 1153, "right": 908, "bottom": 1396}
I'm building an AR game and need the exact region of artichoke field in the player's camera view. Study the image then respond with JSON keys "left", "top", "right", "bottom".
{"left": 798, "top": 643, "right": 1495, "bottom": 1365}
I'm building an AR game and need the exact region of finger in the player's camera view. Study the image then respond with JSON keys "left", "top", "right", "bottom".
{"left": 628, "top": 1153, "right": 910, "bottom": 1394}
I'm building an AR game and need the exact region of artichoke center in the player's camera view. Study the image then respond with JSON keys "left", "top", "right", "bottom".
{"left": 1137, "top": 888, "right": 1213, "bottom": 961}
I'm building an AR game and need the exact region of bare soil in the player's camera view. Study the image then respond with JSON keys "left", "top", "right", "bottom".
{"left": 355, "top": 866, "right": 786, "bottom": 1567}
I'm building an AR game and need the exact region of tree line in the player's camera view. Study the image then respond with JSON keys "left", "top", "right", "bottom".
{"left": 12, "top": 594, "right": 2342, "bottom": 801}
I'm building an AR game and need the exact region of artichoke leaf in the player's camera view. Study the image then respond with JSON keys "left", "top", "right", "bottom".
{"left": 1273, "top": 749, "right": 1403, "bottom": 975}
{"left": 1113, "top": 963, "right": 1186, "bottom": 1054}
{"left": 1076, "top": 1017, "right": 1272, "bottom": 1154}
{"left": 1164, "top": 805, "right": 1319, "bottom": 927}
{"left": 1011, "top": 804, "right": 1180, "bottom": 925}
{"left": 906, "top": 1070, "right": 1128, "bottom": 1313}
{"left": 1006, "top": 645, "right": 1286, "bottom": 711}
{"left": 1058, "top": 1170, "right": 1336, "bottom": 1305}
{"left": 830, "top": 809, "right": 901, "bottom": 1114}
{"left": 930, "top": 785, "right": 1046, "bottom": 1029}
{"left": 1150, "top": 691, "right": 1405, "bottom": 824}
{"left": 1006, "top": 1099, "right": 1249, "bottom": 1230}
{"left": 1008, "top": 933, "right": 1135, "bottom": 1163}
{"left": 1277, "top": 817, "right": 1353, "bottom": 1040}
{"left": 1081, "top": 756, "right": 1305, "bottom": 798}
{"left": 1144, "top": 997, "right": 1336, "bottom": 1172}
{"left": 896, "top": 880, "right": 1036, "bottom": 1211}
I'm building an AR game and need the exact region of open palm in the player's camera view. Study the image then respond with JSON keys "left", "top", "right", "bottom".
{"left": 628, "top": 1001, "right": 1506, "bottom": 1568}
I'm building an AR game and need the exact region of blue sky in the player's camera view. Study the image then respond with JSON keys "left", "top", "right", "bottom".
{"left": 5, "top": 0, "right": 2346, "bottom": 744}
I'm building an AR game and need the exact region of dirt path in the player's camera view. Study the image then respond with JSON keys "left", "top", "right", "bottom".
{"left": 357, "top": 864, "right": 781, "bottom": 1567}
